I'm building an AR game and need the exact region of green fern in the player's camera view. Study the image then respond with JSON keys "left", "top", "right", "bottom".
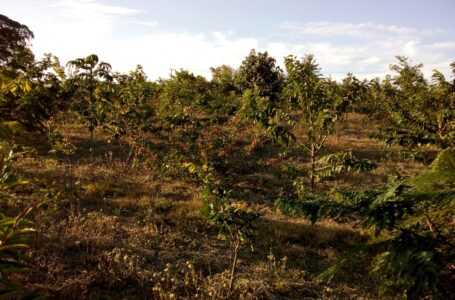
{"left": 431, "top": 148, "right": 455, "bottom": 172}
{"left": 0, "top": 210, "right": 36, "bottom": 298}
{"left": 275, "top": 151, "right": 455, "bottom": 298}
{"left": 0, "top": 146, "right": 37, "bottom": 298}
{"left": 315, "top": 151, "right": 377, "bottom": 180}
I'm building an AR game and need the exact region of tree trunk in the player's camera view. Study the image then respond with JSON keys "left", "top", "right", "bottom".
{"left": 228, "top": 238, "right": 241, "bottom": 295}
{"left": 310, "top": 143, "right": 316, "bottom": 191}
{"left": 335, "top": 121, "right": 339, "bottom": 142}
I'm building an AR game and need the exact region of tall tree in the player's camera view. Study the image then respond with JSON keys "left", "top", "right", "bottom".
{"left": 1, "top": 15, "right": 66, "bottom": 131}
{"left": 0, "top": 14, "right": 34, "bottom": 70}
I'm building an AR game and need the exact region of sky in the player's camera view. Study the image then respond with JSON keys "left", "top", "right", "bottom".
{"left": 2, "top": 0, "right": 455, "bottom": 80}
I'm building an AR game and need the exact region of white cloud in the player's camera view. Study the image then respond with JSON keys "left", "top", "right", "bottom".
{"left": 428, "top": 42, "right": 455, "bottom": 50}
{"left": 361, "top": 57, "right": 381, "bottom": 64}
{"left": 273, "top": 21, "right": 453, "bottom": 79}
{"left": 97, "top": 32, "right": 259, "bottom": 79}
{"left": 41, "top": 0, "right": 142, "bottom": 36}
{"left": 32, "top": 26, "right": 453, "bottom": 81}
{"left": 12, "top": 1, "right": 452, "bottom": 81}
{"left": 279, "top": 21, "right": 439, "bottom": 40}
{"left": 134, "top": 21, "right": 159, "bottom": 27}
{"left": 48, "top": 0, "right": 140, "bottom": 18}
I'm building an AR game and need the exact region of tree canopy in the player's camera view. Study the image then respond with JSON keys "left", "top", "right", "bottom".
{"left": 0, "top": 14, "right": 34, "bottom": 70}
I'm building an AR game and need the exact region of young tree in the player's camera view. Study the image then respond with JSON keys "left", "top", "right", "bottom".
{"left": 373, "top": 57, "right": 455, "bottom": 149}
{"left": 339, "top": 73, "right": 369, "bottom": 114}
{"left": 184, "top": 163, "right": 258, "bottom": 296}
{"left": 429, "top": 64, "right": 455, "bottom": 148}
{"left": 67, "top": 54, "right": 113, "bottom": 139}
{"left": 210, "top": 64, "right": 238, "bottom": 96}
{"left": 236, "top": 49, "right": 282, "bottom": 100}
{"left": 109, "top": 65, "right": 158, "bottom": 139}
{"left": 159, "top": 69, "right": 211, "bottom": 119}
{"left": 209, "top": 65, "right": 240, "bottom": 117}
{"left": 284, "top": 54, "right": 339, "bottom": 190}
{"left": 237, "top": 50, "right": 293, "bottom": 145}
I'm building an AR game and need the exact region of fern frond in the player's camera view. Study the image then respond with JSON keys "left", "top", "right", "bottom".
{"left": 315, "top": 151, "right": 376, "bottom": 180}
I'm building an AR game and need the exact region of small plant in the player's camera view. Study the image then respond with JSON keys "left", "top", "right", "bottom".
{"left": 0, "top": 209, "right": 36, "bottom": 298}
{"left": 182, "top": 161, "right": 259, "bottom": 294}
{"left": 266, "top": 252, "right": 288, "bottom": 279}
{"left": 111, "top": 207, "right": 122, "bottom": 217}
{"left": 47, "top": 128, "right": 76, "bottom": 155}
{"left": 203, "top": 195, "right": 258, "bottom": 294}
{"left": 0, "top": 146, "right": 38, "bottom": 298}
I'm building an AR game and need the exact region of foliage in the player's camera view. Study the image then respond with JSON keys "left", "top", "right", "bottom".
{"left": 209, "top": 65, "right": 240, "bottom": 116}
{"left": 284, "top": 54, "right": 340, "bottom": 189}
{"left": 47, "top": 128, "right": 76, "bottom": 155}
{"left": 0, "top": 145, "right": 29, "bottom": 191}
{"left": 156, "top": 70, "right": 212, "bottom": 159}
{"left": 1, "top": 14, "right": 67, "bottom": 131}
{"left": 158, "top": 69, "right": 211, "bottom": 118}
{"left": 372, "top": 57, "right": 455, "bottom": 149}
{"left": 275, "top": 157, "right": 455, "bottom": 299}
{"left": 236, "top": 50, "right": 294, "bottom": 146}
{"left": 315, "top": 150, "right": 377, "bottom": 180}
{"left": 0, "top": 121, "right": 25, "bottom": 141}
{"left": 431, "top": 148, "right": 455, "bottom": 171}
{"left": 108, "top": 65, "right": 158, "bottom": 139}
{"left": 236, "top": 49, "right": 283, "bottom": 100}
{"left": 0, "top": 14, "right": 34, "bottom": 70}
{"left": 1, "top": 53, "right": 67, "bottom": 131}
{"left": 0, "top": 146, "right": 37, "bottom": 298}
{"left": 239, "top": 87, "right": 295, "bottom": 146}
{"left": 155, "top": 69, "right": 243, "bottom": 181}
{"left": 339, "top": 73, "right": 369, "bottom": 114}
{"left": 67, "top": 54, "right": 113, "bottom": 138}
{"left": 0, "top": 210, "right": 36, "bottom": 298}
{"left": 210, "top": 65, "right": 238, "bottom": 96}
{"left": 182, "top": 160, "right": 259, "bottom": 293}
{"left": 196, "top": 164, "right": 258, "bottom": 248}
{"left": 203, "top": 192, "right": 258, "bottom": 293}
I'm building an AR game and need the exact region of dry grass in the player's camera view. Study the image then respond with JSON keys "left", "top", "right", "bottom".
{"left": 7, "top": 113, "right": 426, "bottom": 299}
